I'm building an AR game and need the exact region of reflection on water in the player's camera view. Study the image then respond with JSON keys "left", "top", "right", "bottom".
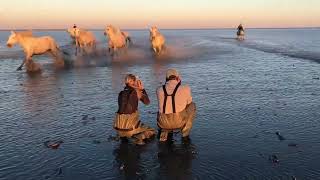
{"left": 113, "top": 137, "right": 197, "bottom": 180}
{"left": 21, "top": 74, "right": 60, "bottom": 117}
{"left": 113, "top": 141, "right": 147, "bottom": 179}
{"left": 157, "top": 138, "right": 196, "bottom": 180}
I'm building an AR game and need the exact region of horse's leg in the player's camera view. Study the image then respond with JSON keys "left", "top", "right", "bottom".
{"left": 17, "top": 52, "right": 33, "bottom": 71}
{"left": 153, "top": 47, "right": 157, "bottom": 54}
{"left": 158, "top": 46, "right": 162, "bottom": 55}
{"left": 17, "top": 57, "right": 28, "bottom": 71}
{"left": 93, "top": 43, "right": 98, "bottom": 56}
{"left": 122, "top": 46, "right": 128, "bottom": 56}
{"left": 50, "top": 48, "right": 65, "bottom": 68}
{"left": 112, "top": 47, "right": 117, "bottom": 57}
{"left": 75, "top": 39, "right": 81, "bottom": 56}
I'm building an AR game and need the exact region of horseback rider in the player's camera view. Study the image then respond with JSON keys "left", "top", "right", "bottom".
{"left": 237, "top": 24, "right": 244, "bottom": 32}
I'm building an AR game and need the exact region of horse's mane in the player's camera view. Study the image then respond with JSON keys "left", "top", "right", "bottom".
{"left": 16, "top": 31, "right": 33, "bottom": 37}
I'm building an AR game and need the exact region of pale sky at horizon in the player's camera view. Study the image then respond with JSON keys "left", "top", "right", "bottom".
{"left": 0, "top": 0, "right": 319, "bottom": 29}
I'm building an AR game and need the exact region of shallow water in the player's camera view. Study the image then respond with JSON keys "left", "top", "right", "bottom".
{"left": 0, "top": 29, "right": 320, "bottom": 180}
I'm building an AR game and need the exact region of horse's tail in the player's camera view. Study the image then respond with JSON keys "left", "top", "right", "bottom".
{"left": 127, "top": 36, "right": 132, "bottom": 44}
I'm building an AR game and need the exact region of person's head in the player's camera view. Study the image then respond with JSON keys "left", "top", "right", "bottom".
{"left": 124, "top": 74, "right": 138, "bottom": 87}
{"left": 166, "top": 68, "right": 180, "bottom": 82}
{"left": 73, "top": 24, "right": 77, "bottom": 28}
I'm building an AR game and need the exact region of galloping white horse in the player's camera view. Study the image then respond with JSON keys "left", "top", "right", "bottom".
{"left": 149, "top": 26, "right": 165, "bottom": 55}
{"left": 6, "top": 31, "right": 65, "bottom": 71}
{"left": 73, "top": 28, "right": 96, "bottom": 54}
{"left": 104, "top": 25, "right": 127, "bottom": 55}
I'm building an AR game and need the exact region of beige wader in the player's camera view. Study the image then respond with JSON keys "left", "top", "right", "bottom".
{"left": 158, "top": 103, "right": 196, "bottom": 141}
{"left": 114, "top": 111, "right": 155, "bottom": 144}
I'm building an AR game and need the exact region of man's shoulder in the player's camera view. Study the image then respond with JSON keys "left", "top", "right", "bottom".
{"left": 179, "top": 84, "right": 191, "bottom": 91}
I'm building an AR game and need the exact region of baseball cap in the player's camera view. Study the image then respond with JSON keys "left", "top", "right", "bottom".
{"left": 166, "top": 68, "right": 179, "bottom": 79}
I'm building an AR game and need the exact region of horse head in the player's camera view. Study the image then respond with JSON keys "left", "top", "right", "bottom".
{"left": 106, "top": 25, "right": 122, "bottom": 37}
{"left": 150, "top": 26, "right": 159, "bottom": 38}
{"left": 67, "top": 28, "right": 78, "bottom": 38}
{"left": 74, "top": 28, "right": 82, "bottom": 38}
{"left": 7, "top": 31, "right": 19, "bottom": 48}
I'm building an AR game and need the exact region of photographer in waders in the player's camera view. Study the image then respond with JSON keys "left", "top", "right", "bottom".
{"left": 113, "top": 74, "right": 155, "bottom": 145}
{"left": 156, "top": 69, "right": 196, "bottom": 142}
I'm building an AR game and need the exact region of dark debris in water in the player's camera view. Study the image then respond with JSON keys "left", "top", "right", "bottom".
{"left": 81, "top": 114, "right": 96, "bottom": 125}
{"left": 269, "top": 154, "right": 279, "bottom": 164}
{"left": 82, "top": 114, "right": 89, "bottom": 120}
{"left": 312, "top": 77, "right": 320, "bottom": 80}
{"left": 44, "top": 140, "right": 64, "bottom": 149}
{"left": 276, "top": 131, "right": 286, "bottom": 141}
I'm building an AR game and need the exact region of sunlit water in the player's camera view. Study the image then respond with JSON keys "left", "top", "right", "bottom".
{"left": 0, "top": 29, "right": 320, "bottom": 180}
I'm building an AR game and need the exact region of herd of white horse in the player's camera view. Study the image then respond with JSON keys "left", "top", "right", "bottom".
{"left": 6, "top": 25, "right": 244, "bottom": 72}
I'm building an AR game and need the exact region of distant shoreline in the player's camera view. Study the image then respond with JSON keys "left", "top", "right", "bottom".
{"left": 0, "top": 27, "right": 319, "bottom": 31}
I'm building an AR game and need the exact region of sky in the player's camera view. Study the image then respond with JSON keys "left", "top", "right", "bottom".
{"left": 0, "top": 0, "right": 319, "bottom": 29}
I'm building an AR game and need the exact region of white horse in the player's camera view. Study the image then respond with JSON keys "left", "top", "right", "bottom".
{"left": 237, "top": 29, "right": 245, "bottom": 41}
{"left": 149, "top": 26, "right": 165, "bottom": 55}
{"left": 103, "top": 31, "right": 132, "bottom": 51}
{"left": 73, "top": 28, "right": 96, "bottom": 55}
{"left": 6, "top": 31, "right": 65, "bottom": 71}
{"left": 104, "top": 25, "right": 127, "bottom": 55}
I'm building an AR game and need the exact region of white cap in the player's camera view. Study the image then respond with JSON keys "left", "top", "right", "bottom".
{"left": 166, "top": 68, "right": 179, "bottom": 79}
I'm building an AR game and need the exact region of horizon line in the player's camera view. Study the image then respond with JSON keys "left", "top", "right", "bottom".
{"left": 1, "top": 26, "right": 319, "bottom": 31}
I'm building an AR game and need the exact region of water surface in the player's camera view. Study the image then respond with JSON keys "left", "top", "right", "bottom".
{"left": 0, "top": 29, "right": 320, "bottom": 180}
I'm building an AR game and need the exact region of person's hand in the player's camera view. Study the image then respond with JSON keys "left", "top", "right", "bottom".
{"left": 135, "top": 79, "right": 144, "bottom": 90}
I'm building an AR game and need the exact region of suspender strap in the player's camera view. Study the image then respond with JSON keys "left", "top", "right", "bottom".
{"left": 162, "top": 85, "right": 168, "bottom": 114}
{"left": 171, "top": 82, "right": 180, "bottom": 113}
{"left": 162, "top": 82, "right": 181, "bottom": 114}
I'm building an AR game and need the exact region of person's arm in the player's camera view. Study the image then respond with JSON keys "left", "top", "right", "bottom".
{"left": 138, "top": 89, "right": 150, "bottom": 105}
{"left": 186, "top": 86, "right": 193, "bottom": 105}
{"left": 117, "top": 91, "right": 123, "bottom": 113}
